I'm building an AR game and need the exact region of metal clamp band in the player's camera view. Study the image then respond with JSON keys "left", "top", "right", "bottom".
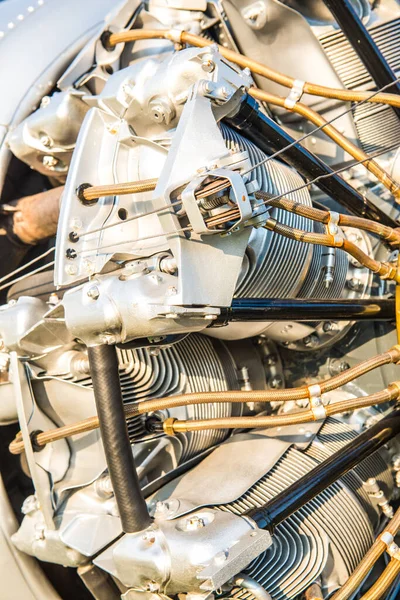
{"left": 284, "top": 79, "right": 305, "bottom": 109}
{"left": 380, "top": 532, "right": 394, "bottom": 546}
{"left": 307, "top": 384, "right": 327, "bottom": 420}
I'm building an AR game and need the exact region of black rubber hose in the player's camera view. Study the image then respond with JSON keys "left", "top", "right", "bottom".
{"left": 87, "top": 344, "right": 151, "bottom": 533}
{"left": 246, "top": 407, "right": 400, "bottom": 532}
{"left": 225, "top": 96, "right": 398, "bottom": 229}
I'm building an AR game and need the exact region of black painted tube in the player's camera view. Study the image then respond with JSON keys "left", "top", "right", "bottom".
{"left": 246, "top": 407, "right": 400, "bottom": 532}
{"left": 212, "top": 298, "right": 395, "bottom": 325}
{"left": 322, "top": 0, "right": 400, "bottom": 119}
{"left": 226, "top": 97, "right": 398, "bottom": 229}
{"left": 88, "top": 344, "right": 151, "bottom": 533}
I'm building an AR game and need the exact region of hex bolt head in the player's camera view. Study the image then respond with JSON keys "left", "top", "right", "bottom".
{"left": 87, "top": 286, "right": 100, "bottom": 300}
{"left": 42, "top": 155, "right": 59, "bottom": 168}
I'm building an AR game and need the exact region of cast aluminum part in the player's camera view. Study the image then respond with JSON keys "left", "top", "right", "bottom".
{"left": 54, "top": 45, "right": 255, "bottom": 345}
{"left": 8, "top": 91, "right": 90, "bottom": 181}
{"left": 94, "top": 510, "right": 271, "bottom": 594}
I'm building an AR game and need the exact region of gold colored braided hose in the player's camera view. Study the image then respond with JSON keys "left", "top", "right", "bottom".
{"left": 107, "top": 29, "right": 400, "bottom": 110}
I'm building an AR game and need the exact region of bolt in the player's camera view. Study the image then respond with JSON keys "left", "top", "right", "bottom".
{"left": 146, "top": 582, "right": 160, "bottom": 593}
{"left": 87, "top": 286, "right": 100, "bottom": 300}
{"left": 66, "top": 248, "right": 77, "bottom": 260}
{"left": 142, "top": 531, "right": 156, "bottom": 544}
{"left": 40, "top": 134, "right": 53, "bottom": 148}
{"left": 347, "top": 277, "right": 362, "bottom": 291}
{"left": 21, "top": 495, "right": 38, "bottom": 515}
{"left": 65, "top": 264, "right": 77, "bottom": 276}
{"left": 95, "top": 475, "right": 113, "bottom": 498}
{"left": 264, "top": 354, "right": 277, "bottom": 366}
{"left": 154, "top": 501, "right": 169, "bottom": 516}
{"left": 70, "top": 218, "right": 82, "bottom": 230}
{"left": 40, "top": 96, "right": 51, "bottom": 108}
{"left": 303, "top": 334, "right": 319, "bottom": 347}
{"left": 393, "top": 454, "right": 400, "bottom": 470}
{"left": 338, "top": 361, "right": 350, "bottom": 372}
{"left": 220, "top": 86, "right": 230, "bottom": 99}
{"left": 202, "top": 58, "right": 215, "bottom": 73}
{"left": 268, "top": 376, "right": 283, "bottom": 389}
{"left": 149, "top": 97, "right": 175, "bottom": 125}
{"left": 42, "top": 155, "right": 58, "bottom": 168}
{"left": 186, "top": 515, "right": 205, "bottom": 530}
{"left": 323, "top": 321, "right": 337, "bottom": 333}
{"left": 48, "top": 292, "right": 59, "bottom": 305}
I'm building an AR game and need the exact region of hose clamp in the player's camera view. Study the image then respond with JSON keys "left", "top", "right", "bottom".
{"left": 327, "top": 211, "right": 344, "bottom": 246}
{"left": 308, "top": 384, "right": 327, "bottom": 420}
{"left": 167, "top": 29, "right": 184, "bottom": 44}
{"left": 379, "top": 533, "right": 400, "bottom": 559}
{"left": 388, "top": 542, "right": 400, "bottom": 560}
{"left": 380, "top": 532, "right": 394, "bottom": 546}
{"left": 284, "top": 79, "right": 305, "bottom": 109}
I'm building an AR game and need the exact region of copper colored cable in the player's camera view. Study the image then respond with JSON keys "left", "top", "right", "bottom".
{"left": 80, "top": 175, "right": 231, "bottom": 204}
{"left": 331, "top": 507, "right": 400, "bottom": 600}
{"left": 249, "top": 88, "right": 400, "bottom": 199}
{"left": 264, "top": 219, "right": 399, "bottom": 282}
{"left": 107, "top": 29, "right": 400, "bottom": 110}
{"left": 359, "top": 559, "right": 400, "bottom": 600}
{"left": 162, "top": 384, "right": 400, "bottom": 434}
{"left": 81, "top": 178, "right": 158, "bottom": 202}
{"left": 255, "top": 190, "right": 400, "bottom": 246}
{"left": 8, "top": 348, "right": 400, "bottom": 455}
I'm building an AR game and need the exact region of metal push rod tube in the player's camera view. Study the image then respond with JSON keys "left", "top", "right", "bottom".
{"left": 87, "top": 344, "right": 151, "bottom": 533}
{"left": 226, "top": 97, "right": 398, "bottom": 228}
{"left": 246, "top": 407, "right": 400, "bottom": 532}
{"left": 213, "top": 298, "right": 396, "bottom": 325}
{"left": 322, "top": 0, "right": 400, "bottom": 120}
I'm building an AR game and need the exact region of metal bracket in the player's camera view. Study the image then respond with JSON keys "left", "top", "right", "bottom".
{"left": 181, "top": 167, "right": 252, "bottom": 235}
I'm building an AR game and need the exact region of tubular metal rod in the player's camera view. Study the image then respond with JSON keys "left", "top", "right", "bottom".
{"left": 226, "top": 97, "right": 398, "bottom": 228}
{"left": 322, "top": 0, "right": 400, "bottom": 120}
{"left": 213, "top": 298, "right": 395, "bottom": 324}
{"left": 246, "top": 407, "right": 400, "bottom": 531}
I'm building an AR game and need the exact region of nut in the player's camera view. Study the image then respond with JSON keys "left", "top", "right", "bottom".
{"left": 87, "top": 286, "right": 100, "bottom": 300}
{"left": 149, "top": 97, "right": 176, "bottom": 125}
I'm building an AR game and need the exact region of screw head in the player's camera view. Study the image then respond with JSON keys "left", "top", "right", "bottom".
{"left": 202, "top": 59, "right": 215, "bottom": 73}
